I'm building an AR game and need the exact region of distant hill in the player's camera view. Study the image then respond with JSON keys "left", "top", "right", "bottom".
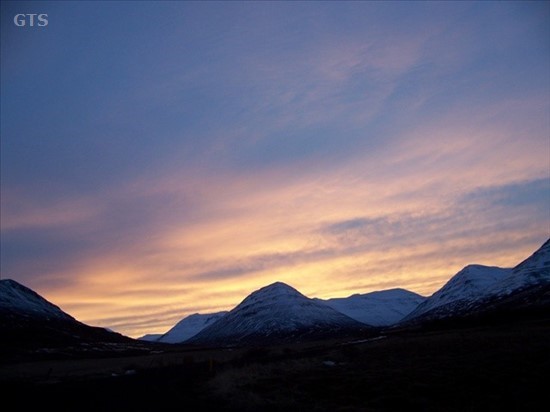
{"left": 317, "top": 288, "right": 426, "bottom": 326}
{"left": 156, "top": 312, "right": 228, "bottom": 343}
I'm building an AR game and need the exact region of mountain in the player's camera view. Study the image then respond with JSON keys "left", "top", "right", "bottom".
{"left": 0, "top": 279, "right": 75, "bottom": 321}
{"left": 317, "top": 288, "right": 426, "bottom": 326}
{"left": 0, "top": 279, "right": 136, "bottom": 357}
{"left": 157, "top": 312, "right": 228, "bottom": 344}
{"left": 402, "top": 265, "right": 512, "bottom": 323}
{"left": 187, "top": 282, "right": 368, "bottom": 346}
{"left": 402, "top": 239, "right": 550, "bottom": 324}
{"left": 488, "top": 238, "right": 550, "bottom": 297}
{"left": 471, "top": 239, "right": 550, "bottom": 315}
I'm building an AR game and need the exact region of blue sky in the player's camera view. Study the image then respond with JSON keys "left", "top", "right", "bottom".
{"left": 1, "top": 1, "right": 549, "bottom": 337}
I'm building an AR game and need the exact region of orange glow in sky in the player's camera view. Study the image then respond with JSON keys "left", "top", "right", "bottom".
{"left": 1, "top": 2, "right": 549, "bottom": 337}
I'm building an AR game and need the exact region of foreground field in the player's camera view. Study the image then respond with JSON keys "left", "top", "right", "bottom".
{"left": 2, "top": 315, "right": 548, "bottom": 411}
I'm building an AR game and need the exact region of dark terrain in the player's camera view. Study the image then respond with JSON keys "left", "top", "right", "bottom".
{"left": 2, "top": 312, "right": 548, "bottom": 412}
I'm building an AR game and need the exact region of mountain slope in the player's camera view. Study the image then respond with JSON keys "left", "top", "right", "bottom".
{"left": 403, "top": 239, "right": 550, "bottom": 324}
{"left": 402, "top": 265, "right": 512, "bottom": 323}
{"left": 469, "top": 239, "right": 550, "bottom": 315}
{"left": 0, "top": 279, "right": 135, "bottom": 356}
{"left": 0, "top": 279, "right": 74, "bottom": 321}
{"left": 489, "top": 239, "right": 550, "bottom": 296}
{"left": 157, "top": 312, "right": 228, "bottom": 343}
{"left": 188, "top": 282, "right": 368, "bottom": 346}
{"left": 317, "top": 288, "right": 426, "bottom": 326}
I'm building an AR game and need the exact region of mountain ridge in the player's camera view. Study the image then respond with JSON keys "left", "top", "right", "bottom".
{"left": 402, "top": 239, "right": 550, "bottom": 324}
{"left": 187, "top": 282, "right": 369, "bottom": 345}
{"left": 3, "top": 238, "right": 548, "bottom": 349}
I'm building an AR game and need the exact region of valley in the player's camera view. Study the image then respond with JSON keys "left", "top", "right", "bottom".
{"left": 1, "top": 239, "right": 548, "bottom": 410}
{"left": 1, "top": 313, "right": 548, "bottom": 411}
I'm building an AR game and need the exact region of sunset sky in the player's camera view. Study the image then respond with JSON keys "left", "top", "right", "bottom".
{"left": 1, "top": 1, "right": 549, "bottom": 338}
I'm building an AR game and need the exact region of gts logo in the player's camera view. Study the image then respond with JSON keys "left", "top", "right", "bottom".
{"left": 13, "top": 14, "right": 48, "bottom": 27}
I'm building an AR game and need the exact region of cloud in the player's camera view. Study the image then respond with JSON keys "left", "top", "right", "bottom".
{"left": 1, "top": 2, "right": 548, "bottom": 337}
{"left": 463, "top": 178, "right": 550, "bottom": 210}
{"left": 3, "top": 132, "right": 548, "bottom": 338}
{"left": 324, "top": 217, "right": 385, "bottom": 234}
{"left": 188, "top": 248, "right": 337, "bottom": 282}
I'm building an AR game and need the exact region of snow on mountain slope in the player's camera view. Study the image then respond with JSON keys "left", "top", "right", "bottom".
{"left": 0, "top": 279, "right": 140, "bottom": 352}
{"left": 157, "top": 312, "right": 228, "bottom": 343}
{"left": 188, "top": 282, "right": 366, "bottom": 345}
{"left": 317, "top": 288, "right": 426, "bottom": 326}
{"left": 138, "top": 334, "right": 163, "bottom": 342}
{"left": 0, "top": 279, "right": 74, "bottom": 321}
{"left": 489, "top": 239, "right": 550, "bottom": 296}
{"left": 402, "top": 265, "right": 512, "bottom": 322}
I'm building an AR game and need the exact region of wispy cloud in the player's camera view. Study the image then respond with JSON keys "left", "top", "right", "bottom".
{"left": 13, "top": 167, "right": 546, "bottom": 337}
{"left": 1, "top": 2, "right": 548, "bottom": 337}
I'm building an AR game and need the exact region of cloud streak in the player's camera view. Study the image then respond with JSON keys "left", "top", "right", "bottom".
{"left": 1, "top": 2, "right": 548, "bottom": 337}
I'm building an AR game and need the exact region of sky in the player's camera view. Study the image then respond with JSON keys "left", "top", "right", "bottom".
{"left": 1, "top": 1, "right": 549, "bottom": 338}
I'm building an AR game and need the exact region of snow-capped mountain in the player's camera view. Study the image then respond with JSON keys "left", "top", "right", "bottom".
{"left": 187, "top": 282, "right": 367, "bottom": 345}
{"left": 317, "top": 288, "right": 426, "bottom": 326}
{"left": 402, "top": 265, "right": 512, "bottom": 322}
{"left": 157, "top": 312, "right": 228, "bottom": 343}
{"left": 403, "top": 239, "right": 550, "bottom": 324}
{"left": 0, "top": 279, "right": 134, "bottom": 351}
{"left": 0, "top": 279, "right": 74, "bottom": 321}
{"left": 488, "top": 238, "right": 550, "bottom": 296}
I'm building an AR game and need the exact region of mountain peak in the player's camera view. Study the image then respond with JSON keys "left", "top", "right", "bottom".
{"left": 462, "top": 264, "right": 491, "bottom": 270}
{"left": 1, "top": 278, "right": 31, "bottom": 292}
{"left": 256, "top": 281, "right": 301, "bottom": 295}
{"left": 446, "top": 264, "right": 510, "bottom": 287}
{"left": 238, "top": 281, "right": 304, "bottom": 308}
